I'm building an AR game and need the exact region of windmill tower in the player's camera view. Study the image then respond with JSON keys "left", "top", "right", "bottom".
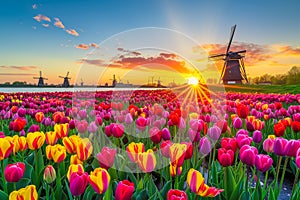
{"left": 155, "top": 77, "right": 162, "bottom": 87}
{"left": 110, "top": 74, "right": 117, "bottom": 87}
{"left": 209, "top": 25, "right": 248, "bottom": 84}
{"left": 59, "top": 71, "right": 71, "bottom": 87}
{"left": 33, "top": 71, "right": 48, "bottom": 86}
{"left": 80, "top": 79, "right": 84, "bottom": 87}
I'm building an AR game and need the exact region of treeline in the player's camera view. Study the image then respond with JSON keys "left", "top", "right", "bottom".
{"left": 249, "top": 66, "right": 300, "bottom": 85}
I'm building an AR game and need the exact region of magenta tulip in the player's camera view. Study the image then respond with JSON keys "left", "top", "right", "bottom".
{"left": 69, "top": 171, "right": 89, "bottom": 196}
{"left": 284, "top": 139, "right": 300, "bottom": 157}
{"left": 4, "top": 162, "right": 25, "bottom": 182}
{"left": 273, "top": 137, "right": 288, "bottom": 156}
{"left": 239, "top": 145, "right": 258, "bottom": 166}
{"left": 255, "top": 154, "right": 273, "bottom": 172}
{"left": 115, "top": 180, "right": 135, "bottom": 200}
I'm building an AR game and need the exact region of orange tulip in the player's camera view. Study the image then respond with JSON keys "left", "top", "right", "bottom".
{"left": 0, "top": 137, "right": 14, "bottom": 160}
{"left": 26, "top": 132, "right": 45, "bottom": 150}
{"left": 45, "top": 131, "right": 58, "bottom": 145}
{"left": 187, "top": 168, "right": 223, "bottom": 197}
{"left": 76, "top": 138, "right": 93, "bottom": 161}
{"left": 35, "top": 112, "right": 44, "bottom": 123}
{"left": 62, "top": 135, "right": 81, "bottom": 154}
{"left": 54, "top": 123, "right": 69, "bottom": 138}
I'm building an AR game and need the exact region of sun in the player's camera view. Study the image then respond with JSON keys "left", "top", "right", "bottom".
{"left": 188, "top": 77, "right": 199, "bottom": 86}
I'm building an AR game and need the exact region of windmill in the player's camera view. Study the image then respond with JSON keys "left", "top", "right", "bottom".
{"left": 33, "top": 71, "right": 48, "bottom": 86}
{"left": 155, "top": 77, "right": 162, "bottom": 87}
{"left": 209, "top": 25, "right": 248, "bottom": 84}
{"left": 59, "top": 71, "right": 71, "bottom": 87}
{"left": 80, "top": 78, "right": 84, "bottom": 87}
{"left": 109, "top": 74, "right": 117, "bottom": 87}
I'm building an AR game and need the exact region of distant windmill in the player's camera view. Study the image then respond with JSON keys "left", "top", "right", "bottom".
{"left": 33, "top": 71, "right": 48, "bottom": 86}
{"left": 155, "top": 77, "right": 162, "bottom": 87}
{"left": 59, "top": 71, "right": 71, "bottom": 87}
{"left": 80, "top": 78, "right": 84, "bottom": 87}
{"left": 209, "top": 25, "right": 248, "bottom": 84}
{"left": 109, "top": 74, "right": 117, "bottom": 87}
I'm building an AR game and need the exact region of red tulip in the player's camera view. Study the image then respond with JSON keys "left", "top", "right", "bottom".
{"left": 111, "top": 123, "right": 124, "bottom": 138}
{"left": 181, "top": 142, "right": 193, "bottom": 160}
{"left": 221, "top": 137, "right": 238, "bottom": 152}
{"left": 13, "top": 117, "right": 26, "bottom": 132}
{"left": 291, "top": 121, "right": 300, "bottom": 133}
{"left": 160, "top": 140, "right": 173, "bottom": 158}
{"left": 96, "top": 147, "right": 116, "bottom": 169}
{"left": 115, "top": 180, "right": 135, "bottom": 200}
{"left": 218, "top": 148, "right": 234, "bottom": 167}
{"left": 4, "top": 162, "right": 25, "bottom": 182}
{"left": 167, "top": 189, "right": 188, "bottom": 200}
{"left": 237, "top": 104, "right": 249, "bottom": 119}
{"left": 69, "top": 171, "right": 89, "bottom": 196}
{"left": 274, "top": 122, "right": 286, "bottom": 137}
{"left": 149, "top": 127, "right": 162, "bottom": 144}
{"left": 239, "top": 145, "right": 258, "bottom": 166}
{"left": 255, "top": 154, "right": 273, "bottom": 172}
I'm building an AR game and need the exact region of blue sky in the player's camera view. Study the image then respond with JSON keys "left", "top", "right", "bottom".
{"left": 1, "top": 0, "right": 300, "bottom": 85}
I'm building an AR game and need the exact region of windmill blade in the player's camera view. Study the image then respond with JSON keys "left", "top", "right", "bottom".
{"left": 33, "top": 77, "right": 40, "bottom": 79}
{"left": 209, "top": 53, "right": 226, "bottom": 59}
{"left": 225, "top": 24, "right": 237, "bottom": 55}
{"left": 59, "top": 76, "right": 64, "bottom": 78}
{"left": 66, "top": 71, "right": 69, "bottom": 77}
{"left": 40, "top": 71, "right": 42, "bottom": 77}
{"left": 44, "top": 78, "right": 48, "bottom": 80}
{"left": 233, "top": 50, "right": 246, "bottom": 54}
{"left": 208, "top": 53, "right": 226, "bottom": 61}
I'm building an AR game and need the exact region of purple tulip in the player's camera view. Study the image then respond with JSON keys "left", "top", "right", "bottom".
{"left": 199, "top": 137, "right": 211, "bottom": 156}
{"left": 161, "top": 128, "right": 171, "bottom": 140}
{"left": 207, "top": 126, "right": 221, "bottom": 141}
{"left": 253, "top": 130, "right": 262, "bottom": 143}
{"left": 273, "top": 137, "right": 288, "bottom": 156}
{"left": 188, "top": 128, "right": 200, "bottom": 143}
{"left": 233, "top": 117, "right": 242, "bottom": 129}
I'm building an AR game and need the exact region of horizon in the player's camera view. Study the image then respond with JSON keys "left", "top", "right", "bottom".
{"left": 1, "top": 0, "right": 300, "bottom": 85}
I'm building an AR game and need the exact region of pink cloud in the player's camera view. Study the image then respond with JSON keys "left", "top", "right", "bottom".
{"left": 65, "top": 29, "right": 79, "bottom": 36}
{"left": 33, "top": 14, "right": 51, "bottom": 22}
{"left": 76, "top": 44, "right": 89, "bottom": 50}
{"left": 42, "top": 24, "right": 49, "bottom": 27}
{"left": 90, "top": 43, "right": 99, "bottom": 48}
{"left": 54, "top": 18, "right": 65, "bottom": 29}
{"left": 0, "top": 66, "right": 39, "bottom": 71}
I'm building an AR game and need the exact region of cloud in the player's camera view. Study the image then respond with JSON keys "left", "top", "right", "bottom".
{"left": 90, "top": 43, "right": 99, "bottom": 48}
{"left": 32, "top": 4, "right": 37, "bottom": 9}
{"left": 0, "top": 73, "right": 36, "bottom": 76}
{"left": 76, "top": 44, "right": 89, "bottom": 50}
{"left": 42, "top": 24, "right": 49, "bottom": 28}
{"left": 0, "top": 66, "right": 39, "bottom": 71}
{"left": 33, "top": 14, "right": 51, "bottom": 22}
{"left": 54, "top": 18, "right": 65, "bottom": 29}
{"left": 117, "top": 47, "right": 141, "bottom": 56}
{"left": 65, "top": 29, "right": 79, "bottom": 36}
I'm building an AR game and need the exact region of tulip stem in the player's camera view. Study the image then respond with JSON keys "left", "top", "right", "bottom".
{"left": 45, "top": 183, "right": 50, "bottom": 200}
{"left": 1, "top": 160, "right": 7, "bottom": 194}
{"left": 275, "top": 156, "right": 282, "bottom": 185}
{"left": 292, "top": 169, "right": 299, "bottom": 194}
{"left": 263, "top": 171, "right": 269, "bottom": 189}
{"left": 279, "top": 157, "right": 289, "bottom": 191}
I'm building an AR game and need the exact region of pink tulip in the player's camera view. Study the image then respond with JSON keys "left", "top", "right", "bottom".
{"left": 263, "top": 138, "right": 275, "bottom": 153}
{"left": 255, "top": 154, "right": 273, "bottom": 172}
{"left": 4, "top": 162, "right": 25, "bottom": 182}
{"left": 284, "top": 139, "right": 300, "bottom": 157}
{"left": 239, "top": 145, "right": 258, "bottom": 166}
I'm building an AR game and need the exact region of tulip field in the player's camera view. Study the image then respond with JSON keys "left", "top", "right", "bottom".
{"left": 0, "top": 89, "right": 300, "bottom": 200}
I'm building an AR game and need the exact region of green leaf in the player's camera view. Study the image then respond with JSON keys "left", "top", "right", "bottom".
{"left": 64, "top": 179, "right": 73, "bottom": 200}
{"left": 224, "top": 166, "right": 236, "bottom": 199}
{"left": 136, "top": 189, "right": 148, "bottom": 200}
{"left": 16, "top": 178, "right": 31, "bottom": 190}
{"left": 229, "top": 175, "right": 244, "bottom": 200}
{"left": 23, "top": 161, "right": 33, "bottom": 179}
{"left": 137, "top": 178, "right": 143, "bottom": 191}
{"left": 103, "top": 181, "right": 113, "bottom": 200}
{"left": 160, "top": 180, "right": 171, "bottom": 199}
{"left": 0, "top": 190, "right": 8, "bottom": 200}
{"left": 83, "top": 185, "right": 94, "bottom": 200}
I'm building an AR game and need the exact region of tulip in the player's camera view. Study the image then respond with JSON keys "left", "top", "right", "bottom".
{"left": 236, "top": 134, "right": 252, "bottom": 148}
{"left": 76, "top": 138, "right": 93, "bottom": 161}
{"left": 221, "top": 137, "right": 238, "bottom": 152}
{"left": 111, "top": 123, "right": 124, "bottom": 138}
{"left": 0, "top": 132, "right": 5, "bottom": 138}
{"left": 70, "top": 155, "right": 83, "bottom": 165}
{"left": 187, "top": 168, "right": 223, "bottom": 197}
{"left": 232, "top": 117, "right": 242, "bottom": 129}
{"left": 239, "top": 145, "right": 258, "bottom": 166}
{"left": 70, "top": 171, "right": 89, "bottom": 196}
{"left": 137, "top": 149, "right": 156, "bottom": 172}
{"left": 236, "top": 129, "right": 248, "bottom": 136}
{"left": 161, "top": 127, "right": 171, "bottom": 140}
{"left": 169, "top": 143, "right": 187, "bottom": 167}
{"left": 149, "top": 127, "right": 162, "bottom": 144}
{"left": 12, "top": 135, "right": 27, "bottom": 153}
{"left": 54, "top": 123, "right": 69, "bottom": 138}
{"left": 67, "top": 164, "right": 85, "bottom": 181}
{"left": 188, "top": 128, "right": 200, "bottom": 143}
{"left": 284, "top": 139, "right": 300, "bottom": 157}
{"left": 126, "top": 142, "right": 145, "bottom": 162}
{"left": 237, "top": 104, "right": 249, "bottom": 119}
{"left": 124, "top": 113, "right": 133, "bottom": 125}
{"left": 45, "top": 131, "right": 58, "bottom": 145}
{"left": 9, "top": 185, "right": 38, "bottom": 200}
{"left": 115, "top": 180, "right": 135, "bottom": 200}
{"left": 253, "top": 130, "right": 262, "bottom": 143}
{"left": 96, "top": 147, "right": 116, "bottom": 169}
{"left": 190, "top": 119, "right": 204, "bottom": 132}
{"left": 167, "top": 189, "right": 188, "bottom": 200}
{"left": 273, "top": 137, "right": 288, "bottom": 156}
{"left": 255, "top": 154, "right": 273, "bottom": 172}
{"left": 88, "top": 167, "right": 110, "bottom": 194}
{"left": 199, "top": 137, "right": 211, "bottom": 156}
{"left": 26, "top": 132, "right": 45, "bottom": 150}
{"left": 218, "top": 148, "right": 234, "bottom": 167}
{"left": 170, "top": 163, "right": 182, "bottom": 177}
{"left": 62, "top": 135, "right": 81, "bottom": 154}
{"left": 181, "top": 142, "right": 193, "bottom": 160}
{"left": 160, "top": 140, "right": 173, "bottom": 158}
{"left": 27, "top": 124, "right": 40, "bottom": 133}
{"left": 4, "top": 162, "right": 25, "bottom": 182}
{"left": 87, "top": 122, "right": 98, "bottom": 133}
{"left": 296, "top": 149, "right": 300, "bottom": 169}
{"left": 136, "top": 117, "right": 148, "bottom": 131}
{"left": 46, "top": 144, "right": 67, "bottom": 163}
{"left": 207, "top": 126, "right": 221, "bottom": 141}
{"left": 12, "top": 117, "right": 26, "bottom": 132}
{"left": 274, "top": 122, "right": 286, "bottom": 137}
{"left": 168, "top": 110, "right": 181, "bottom": 126}
{"left": 17, "top": 108, "right": 26, "bottom": 117}
{"left": 104, "top": 125, "right": 112, "bottom": 137}
{"left": 0, "top": 137, "right": 14, "bottom": 160}
{"left": 52, "top": 111, "right": 64, "bottom": 123}
{"left": 291, "top": 121, "right": 300, "bottom": 133}
{"left": 215, "top": 120, "right": 228, "bottom": 133}
{"left": 43, "top": 165, "right": 56, "bottom": 184}
{"left": 263, "top": 138, "right": 275, "bottom": 153}
{"left": 35, "top": 112, "right": 44, "bottom": 123}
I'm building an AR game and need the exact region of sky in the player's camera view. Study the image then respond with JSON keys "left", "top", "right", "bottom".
{"left": 0, "top": 0, "right": 300, "bottom": 86}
